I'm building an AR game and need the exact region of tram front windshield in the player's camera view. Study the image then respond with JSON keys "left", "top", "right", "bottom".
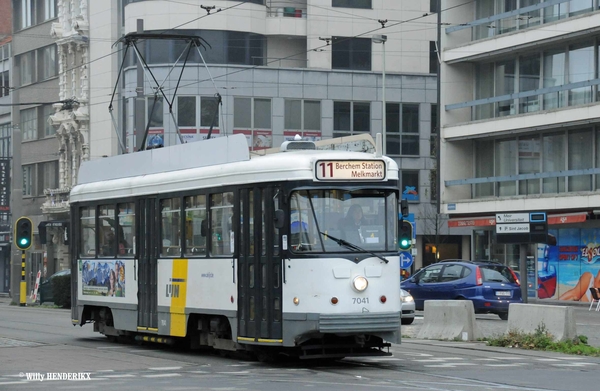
{"left": 289, "top": 189, "right": 397, "bottom": 253}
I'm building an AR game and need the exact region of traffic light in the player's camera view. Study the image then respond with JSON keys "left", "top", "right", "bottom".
{"left": 14, "top": 217, "right": 33, "bottom": 251}
{"left": 400, "top": 199, "right": 409, "bottom": 218}
{"left": 399, "top": 221, "right": 413, "bottom": 251}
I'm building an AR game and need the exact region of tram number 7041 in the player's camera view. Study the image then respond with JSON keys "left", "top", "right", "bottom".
{"left": 352, "top": 297, "right": 369, "bottom": 304}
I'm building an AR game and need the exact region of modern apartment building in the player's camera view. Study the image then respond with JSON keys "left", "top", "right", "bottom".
{"left": 440, "top": 0, "right": 600, "bottom": 301}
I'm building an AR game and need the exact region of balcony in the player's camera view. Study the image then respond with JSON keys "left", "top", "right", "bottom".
{"left": 265, "top": 1, "right": 307, "bottom": 37}
{"left": 41, "top": 187, "right": 72, "bottom": 215}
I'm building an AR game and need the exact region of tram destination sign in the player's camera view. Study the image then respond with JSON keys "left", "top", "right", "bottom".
{"left": 315, "top": 160, "right": 386, "bottom": 181}
{"left": 496, "top": 212, "right": 547, "bottom": 244}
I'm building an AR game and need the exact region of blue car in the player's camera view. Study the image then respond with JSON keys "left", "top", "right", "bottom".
{"left": 401, "top": 260, "right": 522, "bottom": 320}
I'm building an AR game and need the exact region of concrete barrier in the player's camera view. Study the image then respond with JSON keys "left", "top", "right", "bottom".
{"left": 417, "top": 300, "right": 481, "bottom": 341}
{"left": 507, "top": 303, "right": 576, "bottom": 341}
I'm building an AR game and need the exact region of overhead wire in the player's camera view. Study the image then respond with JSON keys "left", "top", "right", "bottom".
{"left": 5, "top": 0, "right": 475, "bottom": 109}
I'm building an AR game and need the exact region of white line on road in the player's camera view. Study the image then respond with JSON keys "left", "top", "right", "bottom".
{"left": 148, "top": 366, "right": 183, "bottom": 371}
{"left": 142, "top": 373, "right": 182, "bottom": 378}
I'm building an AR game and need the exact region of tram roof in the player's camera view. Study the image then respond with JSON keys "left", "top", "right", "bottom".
{"left": 71, "top": 134, "right": 399, "bottom": 203}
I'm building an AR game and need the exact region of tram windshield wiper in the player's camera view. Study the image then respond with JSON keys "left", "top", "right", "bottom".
{"left": 318, "top": 231, "right": 389, "bottom": 264}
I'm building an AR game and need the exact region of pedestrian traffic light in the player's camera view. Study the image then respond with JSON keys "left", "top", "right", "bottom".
{"left": 399, "top": 220, "right": 413, "bottom": 251}
{"left": 14, "top": 217, "right": 33, "bottom": 251}
{"left": 400, "top": 199, "right": 409, "bottom": 218}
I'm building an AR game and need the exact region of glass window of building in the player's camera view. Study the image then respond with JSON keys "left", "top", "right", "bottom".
{"left": 542, "top": 132, "right": 566, "bottom": 193}
{"left": 18, "top": 51, "right": 34, "bottom": 86}
{"left": 332, "top": 37, "right": 371, "bottom": 71}
{"left": 495, "top": 139, "right": 517, "bottom": 196}
{"left": 178, "top": 96, "right": 196, "bottom": 127}
{"left": 333, "top": 101, "right": 370, "bottom": 136}
{"left": 45, "top": 0, "right": 57, "bottom": 20}
{"left": 200, "top": 96, "right": 219, "bottom": 128}
{"left": 332, "top": 0, "right": 371, "bottom": 9}
{"left": 543, "top": 49, "right": 565, "bottom": 110}
{"left": 304, "top": 101, "right": 321, "bottom": 131}
{"left": 285, "top": 100, "right": 302, "bottom": 130}
{"left": 518, "top": 136, "right": 541, "bottom": 195}
{"left": 147, "top": 97, "right": 164, "bottom": 128}
{"left": 474, "top": 63, "right": 495, "bottom": 120}
{"left": 0, "top": 71, "right": 9, "bottom": 98}
{"left": 39, "top": 45, "right": 57, "bottom": 81}
{"left": 234, "top": 97, "right": 251, "bottom": 128}
{"left": 41, "top": 161, "right": 58, "bottom": 190}
{"left": 43, "top": 104, "right": 54, "bottom": 136}
{"left": 495, "top": 60, "right": 516, "bottom": 117}
{"left": 0, "top": 123, "right": 10, "bottom": 157}
{"left": 568, "top": 128, "right": 593, "bottom": 191}
{"left": 22, "top": 165, "right": 33, "bottom": 196}
{"left": 402, "top": 104, "right": 420, "bottom": 155}
{"left": 254, "top": 99, "right": 271, "bottom": 129}
{"left": 568, "top": 43, "right": 594, "bottom": 106}
{"left": 519, "top": 54, "right": 541, "bottom": 113}
{"left": 21, "top": 107, "right": 38, "bottom": 141}
{"left": 475, "top": 140, "right": 494, "bottom": 197}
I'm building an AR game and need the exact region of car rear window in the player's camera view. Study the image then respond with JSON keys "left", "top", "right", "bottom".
{"left": 480, "top": 265, "right": 516, "bottom": 283}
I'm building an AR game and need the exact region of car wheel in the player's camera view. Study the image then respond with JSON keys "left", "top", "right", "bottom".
{"left": 498, "top": 313, "right": 509, "bottom": 321}
{"left": 401, "top": 318, "right": 414, "bottom": 325}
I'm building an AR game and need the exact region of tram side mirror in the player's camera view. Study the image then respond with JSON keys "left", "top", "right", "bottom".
{"left": 274, "top": 209, "right": 285, "bottom": 229}
{"left": 200, "top": 220, "right": 208, "bottom": 237}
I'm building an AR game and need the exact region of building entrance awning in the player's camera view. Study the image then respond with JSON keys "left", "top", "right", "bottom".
{"left": 447, "top": 212, "right": 589, "bottom": 228}
{"left": 38, "top": 221, "right": 70, "bottom": 245}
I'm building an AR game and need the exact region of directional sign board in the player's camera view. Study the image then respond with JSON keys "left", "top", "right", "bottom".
{"left": 400, "top": 251, "right": 414, "bottom": 269}
{"left": 496, "top": 212, "right": 547, "bottom": 244}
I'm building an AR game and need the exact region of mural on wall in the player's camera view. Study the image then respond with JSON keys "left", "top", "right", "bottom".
{"left": 538, "top": 228, "right": 600, "bottom": 301}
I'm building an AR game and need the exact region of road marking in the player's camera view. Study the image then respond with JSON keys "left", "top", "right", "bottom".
{"left": 216, "top": 371, "right": 251, "bottom": 375}
{"left": 424, "top": 363, "right": 478, "bottom": 368}
{"left": 484, "top": 363, "right": 524, "bottom": 367}
{"left": 536, "top": 358, "right": 560, "bottom": 362}
{"left": 473, "top": 358, "right": 499, "bottom": 361}
{"left": 551, "top": 362, "right": 597, "bottom": 367}
{"left": 97, "top": 346, "right": 126, "bottom": 349}
{"left": 489, "top": 356, "right": 523, "bottom": 360}
{"left": 414, "top": 357, "right": 464, "bottom": 362}
{"left": 142, "top": 373, "right": 182, "bottom": 378}
{"left": 148, "top": 366, "right": 183, "bottom": 371}
{"left": 97, "top": 374, "right": 137, "bottom": 378}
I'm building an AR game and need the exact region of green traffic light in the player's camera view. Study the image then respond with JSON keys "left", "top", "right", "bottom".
{"left": 20, "top": 238, "right": 29, "bottom": 246}
{"left": 399, "top": 238, "right": 410, "bottom": 250}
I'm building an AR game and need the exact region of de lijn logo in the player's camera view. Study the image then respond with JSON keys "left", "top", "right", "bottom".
{"left": 166, "top": 278, "right": 185, "bottom": 298}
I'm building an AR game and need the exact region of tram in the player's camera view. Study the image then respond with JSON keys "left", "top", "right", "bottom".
{"left": 70, "top": 134, "right": 401, "bottom": 359}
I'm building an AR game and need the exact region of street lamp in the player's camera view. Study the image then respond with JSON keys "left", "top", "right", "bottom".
{"left": 372, "top": 34, "right": 387, "bottom": 155}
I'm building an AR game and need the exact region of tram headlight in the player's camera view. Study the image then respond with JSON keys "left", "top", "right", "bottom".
{"left": 352, "top": 276, "right": 368, "bottom": 292}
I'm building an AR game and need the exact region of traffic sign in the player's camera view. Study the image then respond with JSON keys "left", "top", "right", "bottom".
{"left": 496, "top": 211, "right": 548, "bottom": 244}
{"left": 496, "top": 213, "right": 530, "bottom": 223}
{"left": 496, "top": 223, "right": 530, "bottom": 233}
{"left": 400, "top": 251, "right": 413, "bottom": 269}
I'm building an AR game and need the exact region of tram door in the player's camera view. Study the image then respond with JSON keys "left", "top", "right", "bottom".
{"left": 238, "top": 187, "right": 283, "bottom": 341}
{"left": 137, "top": 198, "right": 158, "bottom": 330}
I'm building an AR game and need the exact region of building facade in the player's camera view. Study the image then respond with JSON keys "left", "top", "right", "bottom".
{"left": 8, "top": 0, "right": 445, "bottom": 300}
{"left": 440, "top": 0, "right": 600, "bottom": 301}
{"left": 0, "top": 0, "right": 11, "bottom": 294}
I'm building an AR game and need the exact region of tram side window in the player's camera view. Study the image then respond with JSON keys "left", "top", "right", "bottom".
{"left": 99, "top": 205, "right": 116, "bottom": 257}
{"left": 118, "top": 203, "right": 135, "bottom": 256}
{"left": 161, "top": 198, "right": 181, "bottom": 257}
{"left": 184, "top": 195, "right": 206, "bottom": 257}
{"left": 211, "top": 192, "right": 233, "bottom": 256}
{"left": 80, "top": 207, "right": 96, "bottom": 257}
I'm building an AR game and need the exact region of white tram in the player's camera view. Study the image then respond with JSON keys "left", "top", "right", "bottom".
{"left": 70, "top": 134, "right": 401, "bottom": 359}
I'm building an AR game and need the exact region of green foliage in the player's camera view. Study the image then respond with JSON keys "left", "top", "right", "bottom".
{"left": 51, "top": 275, "right": 71, "bottom": 309}
{"left": 486, "top": 322, "right": 600, "bottom": 357}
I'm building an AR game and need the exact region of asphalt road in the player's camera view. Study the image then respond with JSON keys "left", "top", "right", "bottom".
{"left": 1, "top": 297, "right": 600, "bottom": 391}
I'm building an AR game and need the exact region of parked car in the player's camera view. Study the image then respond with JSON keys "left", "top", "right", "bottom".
{"left": 401, "top": 260, "right": 522, "bottom": 320}
{"left": 39, "top": 269, "right": 71, "bottom": 305}
{"left": 400, "top": 289, "right": 415, "bottom": 325}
